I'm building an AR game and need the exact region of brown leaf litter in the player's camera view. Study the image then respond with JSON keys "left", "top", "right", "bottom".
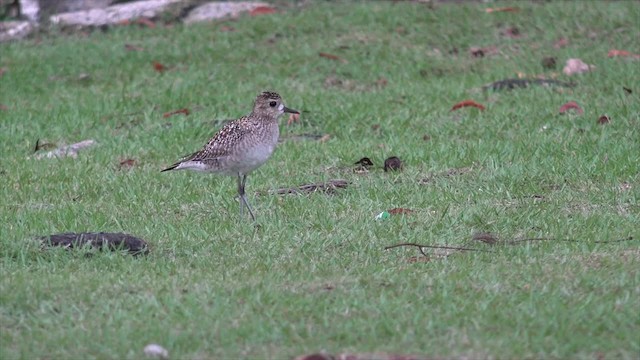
{"left": 558, "top": 101, "right": 584, "bottom": 115}
{"left": 262, "top": 179, "right": 349, "bottom": 195}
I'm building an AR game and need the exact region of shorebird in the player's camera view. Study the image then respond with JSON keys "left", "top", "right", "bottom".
{"left": 161, "top": 91, "right": 299, "bottom": 221}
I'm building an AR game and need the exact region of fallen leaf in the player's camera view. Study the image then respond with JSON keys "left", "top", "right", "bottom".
{"left": 319, "top": 52, "right": 346, "bottom": 63}
{"left": 554, "top": 38, "right": 569, "bottom": 49}
{"left": 623, "top": 86, "right": 632, "bottom": 94}
{"left": 124, "top": 43, "right": 144, "bottom": 51}
{"left": 563, "top": 58, "right": 594, "bottom": 75}
{"left": 469, "top": 46, "right": 498, "bottom": 58}
{"left": 163, "top": 108, "right": 190, "bottom": 118}
{"left": 152, "top": 61, "right": 167, "bottom": 73}
{"left": 559, "top": 101, "right": 584, "bottom": 115}
{"left": 287, "top": 112, "right": 300, "bottom": 126}
{"left": 119, "top": 158, "right": 136, "bottom": 169}
{"left": 384, "top": 156, "right": 403, "bottom": 172}
{"left": 249, "top": 6, "right": 277, "bottom": 16}
{"left": 597, "top": 115, "right": 610, "bottom": 124}
{"left": 376, "top": 77, "right": 388, "bottom": 87}
{"left": 451, "top": 100, "right": 486, "bottom": 111}
{"left": 607, "top": 49, "right": 640, "bottom": 59}
{"left": 388, "top": 208, "right": 414, "bottom": 215}
{"left": 485, "top": 7, "right": 519, "bottom": 13}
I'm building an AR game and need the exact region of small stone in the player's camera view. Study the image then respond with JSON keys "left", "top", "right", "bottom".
{"left": 541, "top": 56, "right": 557, "bottom": 69}
{"left": 144, "top": 344, "right": 168, "bottom": 359}
{"left": 383, "top": 156, "right": 403, "bottom": 172}
{"left": 597, "top": 115, "right": 610, "bottom": 125}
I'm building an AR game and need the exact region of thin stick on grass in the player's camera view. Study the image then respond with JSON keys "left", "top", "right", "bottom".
{"left": 505, "top": 236, "right": 635, "bottom": 244}
{"left": 384, "top": 242, "right": 493, "bottom": 257}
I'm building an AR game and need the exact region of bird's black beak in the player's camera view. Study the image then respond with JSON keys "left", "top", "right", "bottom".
{"left": 283, "top": 106, "right": 300, "bottom": 114}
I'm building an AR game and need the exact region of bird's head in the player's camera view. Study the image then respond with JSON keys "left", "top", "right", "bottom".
{"left": 252, "top": 91, "right": 299, "bottom": 118}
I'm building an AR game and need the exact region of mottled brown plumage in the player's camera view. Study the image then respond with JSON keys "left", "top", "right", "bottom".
{"left": 162, "top": 91, "right": 299, "bottom": 221}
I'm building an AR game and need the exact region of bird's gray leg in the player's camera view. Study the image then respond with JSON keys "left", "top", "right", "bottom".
{"left": 236, "top": 174, "right": 245, "bottom": 217}
{"left": 238, "top": 173, "right": 256, "bottom": 221}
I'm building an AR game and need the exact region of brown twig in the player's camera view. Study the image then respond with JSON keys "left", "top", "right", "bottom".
{"left": 504, "top": 236, "right": 634, "bottom": 244}
{"left": 384, "top": 242, "right": 493, "bottom": 256}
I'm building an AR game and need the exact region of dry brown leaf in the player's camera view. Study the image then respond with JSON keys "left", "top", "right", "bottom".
{"left": 152, "top": 61, "right": 167, "bottom": 73}
{"left": 559, "top": 101, "right": 583, "bottom": 115}
{"left": 451, "top": 100, "right": 486, "bottom": 111}
{"left": 163, "top": 108, "right": 190, "bottom": 118}
{"left": 608, "top": 49, "right": 640, "bottom": 59}
{"left": 319, "top": 52, "right": 347, "bottom": 63}
{"left": 119, "top": 158, "right": 136, "bottom": 169}
{"left": 388, "top": 208, "right": 415, "bottom": 215}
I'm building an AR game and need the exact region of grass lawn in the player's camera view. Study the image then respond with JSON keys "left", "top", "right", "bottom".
{"left": 1, "top": 1, "right": 639, "bottom": 359}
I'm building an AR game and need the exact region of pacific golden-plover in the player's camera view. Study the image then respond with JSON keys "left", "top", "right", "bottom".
{"left": 162, "top": 91, "right": 299, "bottom": 221}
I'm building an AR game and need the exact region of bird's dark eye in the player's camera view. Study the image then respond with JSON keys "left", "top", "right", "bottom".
{"left": 269, "top": 101, "right": 277, "bottom": 107}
